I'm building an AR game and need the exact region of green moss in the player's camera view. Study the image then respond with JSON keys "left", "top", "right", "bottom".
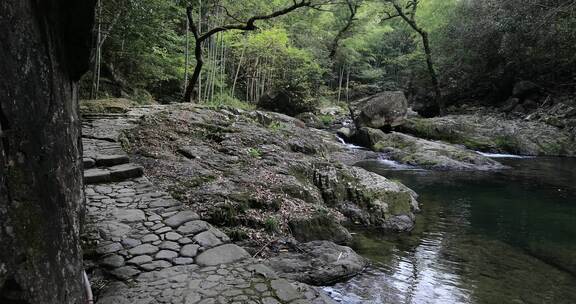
{"left": 319, "top": 114, "right": 335, "bottom": 126}
{"left": 267, "top": 121, "right": 286, "bottom": 133}
{"left": 79, "top": 98, "right": 138, "bottom": 114}
{"left": 264, "top": 217, "right": 280, "bottom": 233}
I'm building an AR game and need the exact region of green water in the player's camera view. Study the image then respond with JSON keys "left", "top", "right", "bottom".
{"left": 326, "top": 157, "right": 576, "bottom": 304}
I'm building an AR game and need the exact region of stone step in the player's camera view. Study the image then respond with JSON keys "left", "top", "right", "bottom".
{"left": 95, "top": 154, "right": 130, "bottom": 167}
{"left": 84, "top": 163, "right": 144, "bottom": 184}
{"left": 109, "top": 163, "right": 144, "bottom": 181}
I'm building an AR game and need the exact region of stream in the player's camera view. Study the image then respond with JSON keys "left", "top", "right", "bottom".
{"left": 326, "top": 155, "right": 576, "bottom": 303}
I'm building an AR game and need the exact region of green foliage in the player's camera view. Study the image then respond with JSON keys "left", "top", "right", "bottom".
{"left": 267, "top": 121, "right": 286, "bottom": 133}
{"left": 90, "top": 0, "right": 576, "bottom": 109}
{"left": 319, "top": 114, "right": 335, "bottom": 126}
{"left": 264, "top": 217, "right": 280, "bottom": 233}
{"left": 247, "top": 147, "right": 262, "bottom": 158}
{"left": 204, "top": 94, "right": 255, "bottom": 110}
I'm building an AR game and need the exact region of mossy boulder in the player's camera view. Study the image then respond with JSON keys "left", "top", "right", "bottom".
{"left": 400, "top": 114, "right": 576, "bottom": 156}
{"left": 367, "top": 130, "right": 505, "bottom": 170}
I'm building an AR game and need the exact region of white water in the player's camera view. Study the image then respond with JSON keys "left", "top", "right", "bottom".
{"left": 335, "top": 135, "right": 365, "bottom": 150}
{"left": 475, "top": 151, "right": 530, "bottom": 159}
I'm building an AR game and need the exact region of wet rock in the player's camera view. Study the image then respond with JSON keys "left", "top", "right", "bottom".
{"left": 369, "top": 130, "right": 505, "bottom": 171}
{"left": 401, "top": 114, "right": 576, "bottom": 156}
{"left": 266, "top": 241, "right": 367, "bottom": 285}
{"left": 289, "top": 215, "right": 352, "bottom": 245}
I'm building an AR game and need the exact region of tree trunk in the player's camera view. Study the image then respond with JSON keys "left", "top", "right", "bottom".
{"left": 420, "top": 32, "right": 444, "bottom": 115}
{"left": 184, "top": 14, "right": 190, "bottom": 94}
{"left": 184, "top": 41, "right": 204, "bottom": 103}
{"left": 0, "top": 0, "right": 95, "bottom": 303}
{"left": 392, "top": 1, "right": 444, "bottom": 115}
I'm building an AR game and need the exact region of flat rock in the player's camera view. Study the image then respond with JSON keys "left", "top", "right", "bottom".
{"left": 164, "top": 231, "right": 182, "bottom": 241}
{"left": 84, "top": 168, "right": 110, "bottom": 184}
{"left": 195, "top": 244, "right": 250, "bottom": 266}
{"left": 109, "top": 163, "right": 144, "bottom": 181}
{"left": 98, "top": 221, "right": 131, "bottom": 239}
{"left": 110, "top": 266, "right": 141, "bottom": 280}
{"left": 193, "top": 230, "right": 223, "bottom": 248}
{"left": 128, "top": 244, "right": 159, "bottom": 256}
{"left": 96, "top": 242, "right": 123, "bottom": 255}
{"left": 164, "top": 210, "right": 200, "bottom": 228}
{"left": 127, "top": 255, "right": 153, "bottom": 265}
{"left": 149, "top": 198, "right": 180, "bottom": 208}
{"left": 173, "top": 257, "right": 194, "bottom": 265}
{"left": 180, "top": 244, "right": 200, "bottom": 258}
{"left": 270, "top": 279, "right": 301, "bottom": 302}
{"left": 159, "top": 241, "right": 180, "bottom": 251}
{"left": 101, "top": 254, "right": 125, "bottom": 268}
{"left": 155, "top": 250, "right": 178, "bottom": 261}
{"left": 266, "top": 240, "right": 366, "bottom": 286}
{"left": 95, "top": 154, "right": 129, "bottom": 167}
{"left": 140, "top": 260, "right": 172, "bottom": 271}
{"left": 113, "top": 209, "right": 146, "bottom": 223}
{"left": 177, "top": 220, "right": 210, "bottom": 236}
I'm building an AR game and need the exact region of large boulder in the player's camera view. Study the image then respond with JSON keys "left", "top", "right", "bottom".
{"left": 371, "top": 131, "right": 506, "bottom": 170}
{"left": 258, "top": 90, "right": 314, "bottom": 116}
{"left": 400, "top": 114, "right": 576, "bottom": 156}
{"left": 307, "top": 165, "right": 420, "bottom": 231}
{"left": 350, "top": 91, "right": 408, "bottom": 129}
{"left": 288, "top": 214, "right": 352, "bottom": 245}
{"left": 266, "top": 241, "right": 367, "bottom": 285}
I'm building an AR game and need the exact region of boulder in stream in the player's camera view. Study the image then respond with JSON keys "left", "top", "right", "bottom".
{"left": 266, "top": 240, "right": 367, "bottom": 285}
{"left": 349, "top": 91, "right": 408, "bottom": 129}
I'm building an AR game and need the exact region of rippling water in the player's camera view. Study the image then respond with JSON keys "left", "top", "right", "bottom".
{"left": 328, "top": 157, "right": 576, "bottom": 304}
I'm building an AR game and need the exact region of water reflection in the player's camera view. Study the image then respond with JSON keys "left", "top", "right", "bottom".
{"left": 328, "top": 157, "right": 576, "bottom": 304}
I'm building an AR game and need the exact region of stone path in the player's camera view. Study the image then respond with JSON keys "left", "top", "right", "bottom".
{"left": 82, "top": 106, "right": 334, "bottom": 304}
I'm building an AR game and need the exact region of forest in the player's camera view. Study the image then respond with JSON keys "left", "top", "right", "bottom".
{"left": 2, "top": 1, "right": 576, "bottom": 304}
{"left": 86, "top": 0, "right": 576, "bottom": 115}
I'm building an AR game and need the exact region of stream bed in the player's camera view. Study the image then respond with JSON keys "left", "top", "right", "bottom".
{"left": 326, "top": 156, "right": 576, "bottom": 304}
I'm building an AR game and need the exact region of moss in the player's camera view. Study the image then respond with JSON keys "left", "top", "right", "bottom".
{"left": 318, "top": 114, "right": 335, "bottom": 126}
{"left": 267, "top": 121, "right": 286, "bottom": 133}
{"left": 79, "top": 98, "right": 138, "bottom": 114}
{"left": 264, "top": 217, "right": 280, "bottom": 233}
{"left": 226, "top": 228, "right": 249, "bottom": 241}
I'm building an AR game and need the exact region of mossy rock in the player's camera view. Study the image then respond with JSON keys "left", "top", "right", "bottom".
{"left": 80, "top": 98, "right": 137, "bottom": 114}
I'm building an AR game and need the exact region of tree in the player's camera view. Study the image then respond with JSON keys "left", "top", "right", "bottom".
{"left": 0, "top": 0, "right": 95, "bottom": 303}
{"left": 387, "top": 0, "right": 444, "bottom": 114}
{"left": 183, "top": 0, "right": 317, "bottom": 102}
{"left": 329, "top": 0, "right": 362, "bottom": 59}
